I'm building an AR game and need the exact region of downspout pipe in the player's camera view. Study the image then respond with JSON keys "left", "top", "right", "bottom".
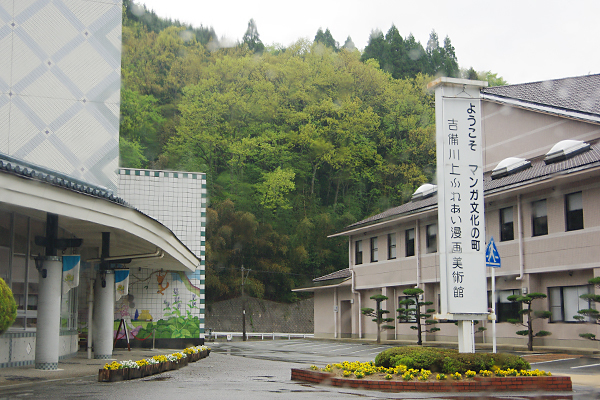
{"left": 334, "top": 287, "right": 338, "bottom": 339}
{"left": 87, "top": 279, "right": 94, "bottom": 359}
{"left": 416, "top": 219, "right": 421, "bottom": 287}
{"left": 516, "top": 194, "right": 525, "bottom": 280}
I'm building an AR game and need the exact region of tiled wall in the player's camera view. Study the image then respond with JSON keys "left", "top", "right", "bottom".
{"left": 118, "top": 168, "right": 206, "bottom": 337}
{"left": 0, "top": 0, "right": 123, "bottom": 191}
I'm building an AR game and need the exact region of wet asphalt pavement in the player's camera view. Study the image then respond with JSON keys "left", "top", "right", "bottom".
{"left": 1, "top": 340, "right": 599, "bottom": 399}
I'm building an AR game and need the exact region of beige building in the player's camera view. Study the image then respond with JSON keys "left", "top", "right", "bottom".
{"left": 297, "top": 74, "right": 600, "bottom": 350}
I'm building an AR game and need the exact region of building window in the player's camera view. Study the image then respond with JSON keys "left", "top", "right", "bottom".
{"left": 494, "top": 289, "right": 522, "bottom": 323}
{"left": 531, "top": 200, "right": 548, "bottom": 237}
{"left": 549, "top": 285, "right": 592, "bottom": 322}
{"left": 370, "top": 237, "right": 378, "bottom": 262}
{"left": 387, "top": 233, "right": 396, "bottom": 260}
{"left": 355, "top": 240, "right": 363, "bottom": 265}
{"left": 0, "top": 210, "right": 78, "bottom": 331}
{"left": 426, "top": 224, "right": 437, "bottom": 253}
{"left": 565, "top": 192, "right": 583, "bottom": 231}
{"left": 500, "top": 207, "right": 514, "bottom": 241}
{"left": 405, "top": 228, "right": 415, "bottom": 257}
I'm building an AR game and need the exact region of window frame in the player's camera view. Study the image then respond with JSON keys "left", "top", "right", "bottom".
{"left": 531, "top": 199, "right": 548, "bottom": 237}
{"left": 492, "top": 289, "right": 522, "bottom": 323}
{"left": 405, "top": 228, "right": 415, "bottom": 257}
{"left": 370, "top": 237, "right": 378, "bottom": 263}
{"left": 548, "top": 284, "right": 593, "bottom": 323}
{"left": 500, "top": 207, "right": 514, "bottom": 242}
{"left": 355, "top": 240, "right": 363, "bottom": 265}
{"left": 426, "top": 224, "right": 437, "bottom": 254}
{"left": 565, "top": 191, "right": 583, "bottom": 232}
{"left": 387, "top": 233, "right": 396, "bottom": 260}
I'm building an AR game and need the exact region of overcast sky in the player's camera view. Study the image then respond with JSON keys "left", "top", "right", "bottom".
{"left": 136, "top": 0, "right": 599, "bottom": 85}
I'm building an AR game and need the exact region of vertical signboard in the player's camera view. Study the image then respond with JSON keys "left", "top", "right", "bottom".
{"left": 432, "top": 79, "right": 488, "bottom": 317}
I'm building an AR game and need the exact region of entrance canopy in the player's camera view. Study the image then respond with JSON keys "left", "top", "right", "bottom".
{"left": 0, "top": 156, "right": 199, "bottom": 272}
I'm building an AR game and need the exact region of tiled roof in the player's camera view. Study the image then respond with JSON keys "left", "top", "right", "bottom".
{"left": 346, "top": 193, "right": 437, "bottom": 229}
{"left": 482, "top": 74, "right": 600, "bottom": 116}
{"left": 344, "top": 140, "right": 600, "bottom": 231}
{"left": 0, "top": 152, "right": 128, "bottom": 206}
{"left": 313, "top": 268, "right": 351, "bottom": 282}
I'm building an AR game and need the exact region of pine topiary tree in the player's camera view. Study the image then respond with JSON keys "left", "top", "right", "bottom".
{"left": 361, "top": 294, "right": 395, "bottom": 344}
{"left": 0, "top": 277, "right": 17, "bottom": 334}
{"left": 507, "top": 292, "right": 552, "bottom": 351}
{"left": 574, "top": 277, "right": 600, "bottom": 340}
{"left": 397, "top": 288, "right": 440, "bottom": 345}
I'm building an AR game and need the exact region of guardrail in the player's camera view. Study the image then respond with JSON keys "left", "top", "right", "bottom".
{"left": 208, "top": 332, "right": 314, "bottom": 341}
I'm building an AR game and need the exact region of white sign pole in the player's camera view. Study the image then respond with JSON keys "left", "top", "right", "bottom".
{"left": 429, "top": 78, "right": 488, "bottom": 353}
{"left": 492, "top": 266, "right": 497, "bottom": 353}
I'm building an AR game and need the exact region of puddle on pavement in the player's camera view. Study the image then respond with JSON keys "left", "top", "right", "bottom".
{"left": 3, "top": 376, "right": 44, "bottom": 381}
{"left": 144, "top": 376, "right": 172, "bottom": 382}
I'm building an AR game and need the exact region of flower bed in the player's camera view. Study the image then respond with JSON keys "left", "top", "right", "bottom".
{"left": 291, "top": 361, "right": 572, "bottom": 393}
{"left": 98, "top": 345, "right": 210, "bottom": 382}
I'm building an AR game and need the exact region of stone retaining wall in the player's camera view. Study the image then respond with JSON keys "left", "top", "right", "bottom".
{"left": 206, "top": 297, "right": 313, "bottom": 333}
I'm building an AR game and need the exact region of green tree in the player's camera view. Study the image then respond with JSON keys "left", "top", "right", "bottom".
{"left": 361, "top": 294, "right": 394, "bottom": 344}
{"left": 119, "top": 137, "right": 147, "bottom": 168}
{"left": 397, "top": 288, "right": 439, "bottom": 345}
{"left": 314, "top": 28, "right": 338, "bottom": 50}
{"left": 342, "top": 36, "right": 356, "bottom": 51}
{"left": 119, "top": 88, "right": 165, "bottom": 166}
{"left": 361, "top": 29, "right": 386, "bottom": 64}
{"left": 426, "top": 30, "right": 442, "bottom": 75}
{"left": 441, "top": 36, "right": 459, "bottom": 78}
{"left": 256, "top": 167, "right": 296, "bottom": 212}
{"left": 0, "top": 278, "right": 17, "bottom": 334}
{"left": 465, "top": 67, "right": 479, "bottom": 80}
{"left": 242, "top": 19, "right": 265, "bottom": 53}
{"left": 507, "top": 293, "right": 552, "bottom": 351}
{"left": 574, "top": 277, "right": 600, "bottom": 340}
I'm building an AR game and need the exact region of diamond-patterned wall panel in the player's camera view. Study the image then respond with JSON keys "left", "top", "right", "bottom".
{"left": 0, "top": 94, "right": 9, "bottom": 153}
{"left": 0, "top": 2, "right": 11, "bottom": 94}
{"left": 0, "top": 0, "right": 122, "bottom": 192}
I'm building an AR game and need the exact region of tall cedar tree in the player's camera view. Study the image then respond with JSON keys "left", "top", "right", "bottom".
{"left": 242, "top": 19, "right": 265, "bottom": 53}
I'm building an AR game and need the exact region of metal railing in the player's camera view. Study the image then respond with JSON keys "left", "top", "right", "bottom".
{"left": 208, "top": 331, "right": 314, "bottom": 341}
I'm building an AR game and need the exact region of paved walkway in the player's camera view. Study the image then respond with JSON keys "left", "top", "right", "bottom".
{"left": 1, "top": 342, "right": 599, "bottom": 394}
{"left": 0, "top": 348, "right": 169, "bottom": 389}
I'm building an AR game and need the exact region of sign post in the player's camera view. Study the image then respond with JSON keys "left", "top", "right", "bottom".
{"left": 486, "top": 237, "right": 501, "bottom": 353}
{"left": 429, "top": 78, "right": 488, "bottom": 353}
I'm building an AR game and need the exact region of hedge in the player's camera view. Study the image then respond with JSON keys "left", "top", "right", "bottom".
{"left": 374, "top": 346, "right": 530, "bottom": 374}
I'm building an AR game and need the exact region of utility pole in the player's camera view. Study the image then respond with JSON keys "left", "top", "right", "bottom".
{"left": 241, "top": 265, "right": 250, "bottom": 341}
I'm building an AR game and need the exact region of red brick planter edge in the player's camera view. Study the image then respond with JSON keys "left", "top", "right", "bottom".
{"left": 290, "top": 369, "right": 572, "bottom": 393}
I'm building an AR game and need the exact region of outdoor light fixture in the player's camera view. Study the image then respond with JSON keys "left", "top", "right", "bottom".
{"left": 34, "top": 255, "right": 47, "bottom": 278}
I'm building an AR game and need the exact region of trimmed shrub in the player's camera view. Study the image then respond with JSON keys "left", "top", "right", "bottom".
{"left": 494, "top": 353, "right": 531, "bottom": 371}
{"left": 377, "top": 346, "right": 453, "bottom": 371}
{"left": 375, "top": 346, "right": 529, "bottom": 374}
{"left": 0, "top": 278, "right": 17, "bottom": 334}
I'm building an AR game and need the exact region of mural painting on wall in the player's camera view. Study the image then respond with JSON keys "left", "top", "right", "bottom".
{"left": 115, "top": 269, "right": 203, "bottom": 340}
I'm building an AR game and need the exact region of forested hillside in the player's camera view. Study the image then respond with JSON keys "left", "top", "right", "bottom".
{"left": 120, "top": 1, "right": 505, "bottom": 303}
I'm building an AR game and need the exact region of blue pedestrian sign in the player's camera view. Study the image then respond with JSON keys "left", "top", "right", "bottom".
{"left": 486, "top": 237, "right": 501, "bottom": 268}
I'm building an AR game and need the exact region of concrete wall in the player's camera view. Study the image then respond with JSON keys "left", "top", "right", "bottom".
{"left": 0, "top": 331, "right": 78, "bottom": 368}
